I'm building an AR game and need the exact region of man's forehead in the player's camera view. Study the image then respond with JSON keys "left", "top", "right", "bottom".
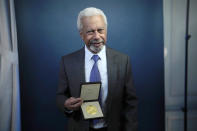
{"left": 81, "top": 15, "right": 104, "bottom": 23}
{"left": 81, "top": 16, "right": 106, "bottom": 29}
{"left": 81, "top": 15, "right": 103, "bottom": 20}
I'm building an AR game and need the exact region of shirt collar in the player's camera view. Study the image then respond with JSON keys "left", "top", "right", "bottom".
{"left": 85, "top": 45, "right": 106, "bottom": 61}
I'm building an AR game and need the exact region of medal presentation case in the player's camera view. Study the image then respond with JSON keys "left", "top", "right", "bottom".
{"left": 80, "top": 82, "right": 104, "bottom": 120}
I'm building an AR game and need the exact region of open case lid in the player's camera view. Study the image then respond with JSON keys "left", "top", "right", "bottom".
{"left": 80, "top": 82, "right": 101, "bottom": 101}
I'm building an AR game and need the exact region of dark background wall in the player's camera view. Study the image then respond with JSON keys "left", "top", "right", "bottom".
{"left": 15, "top": 0, "right": 164, "bottom": 130}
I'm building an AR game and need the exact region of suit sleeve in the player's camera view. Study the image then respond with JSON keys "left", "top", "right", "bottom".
{"left": 56, "top": 57, "right": 72, "bottom": 116}
{"left": 124, "top": 56, "right": 138, "bottom": 131}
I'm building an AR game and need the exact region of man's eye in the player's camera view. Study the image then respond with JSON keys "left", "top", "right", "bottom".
{"left": 87, "top": 31, "right": 94, "bottom": 34}
{"left": 98, "top": 29, "right": 104, "bottom": 33}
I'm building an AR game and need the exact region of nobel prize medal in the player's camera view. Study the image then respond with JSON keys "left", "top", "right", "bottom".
{"left": 86, "top": 105, "right": 98, "bottom": 115}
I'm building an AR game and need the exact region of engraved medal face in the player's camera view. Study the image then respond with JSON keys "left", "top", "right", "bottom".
{"left": 86, "top": 105, "right": 98, "bottom": 115}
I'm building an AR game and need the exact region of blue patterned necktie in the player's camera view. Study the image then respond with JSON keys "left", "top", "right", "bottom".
{"left": 90, "top": 55, "right": 102, "bottom": 105}
{"left": 90, "top": 55, "right": 102, "bottom": 125}
{"left": 90, "top": 55, "right": 101, "bottom": 82}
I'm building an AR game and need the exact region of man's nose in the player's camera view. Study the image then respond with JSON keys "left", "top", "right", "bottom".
{"left": 93, "top": 31, "right": 100, "bottom": 39}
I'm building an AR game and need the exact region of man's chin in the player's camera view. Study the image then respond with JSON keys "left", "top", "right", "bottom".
{"left": 89, "top": 44, "right": 104, "bottom": 53}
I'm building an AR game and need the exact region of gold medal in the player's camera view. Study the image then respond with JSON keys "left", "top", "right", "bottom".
{"left": 86, "top": 105, "right": 98, "bottom": 115}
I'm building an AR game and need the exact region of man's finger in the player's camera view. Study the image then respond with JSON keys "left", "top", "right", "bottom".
{"left": 70, "top": 98, "right": 82, "bottom": 105}
{"left": 69, "top": 101, "right": 83, "bottom": 110}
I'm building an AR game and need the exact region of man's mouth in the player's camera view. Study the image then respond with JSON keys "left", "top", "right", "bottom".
{"left": 90, "top": 39, "right": 104, "bottom": 46}
{"left": 93, "top": 42, "right": 102, "bottom": 47}
{"left": 90, "top": 41, "right": 104, "bottom": 47}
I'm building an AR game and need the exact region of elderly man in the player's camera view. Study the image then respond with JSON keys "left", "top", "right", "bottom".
{"left": 56, "top": 7, "right": 138, "bottom": 131}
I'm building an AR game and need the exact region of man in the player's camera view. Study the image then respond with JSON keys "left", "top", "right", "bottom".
{"left": 56, "top": 7, "right": 138, "bottom": 131}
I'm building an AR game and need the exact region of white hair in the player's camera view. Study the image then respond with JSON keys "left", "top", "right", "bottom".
{"left": 77, "top": 7, "right": 108, "bottom": 31}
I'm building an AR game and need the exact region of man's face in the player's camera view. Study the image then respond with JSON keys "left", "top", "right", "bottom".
{"left": 80, "top": 15, "right": 107, "bottom": 53}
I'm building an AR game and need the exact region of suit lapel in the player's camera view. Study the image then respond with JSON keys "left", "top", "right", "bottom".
{"left": 106, "top": 47, "right": 115, "bottom": 114}
{"left": 77, "top": 48, "right": 85, "bottom": 83}
{"left": 71, "top": 48, "right": 85, "bottom": 97}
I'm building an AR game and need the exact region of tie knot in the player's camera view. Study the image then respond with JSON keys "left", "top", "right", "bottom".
{"left": 92, "top": 55, "right": 100, "bottom": 62}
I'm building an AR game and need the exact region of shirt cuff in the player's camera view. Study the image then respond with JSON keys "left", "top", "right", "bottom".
{"left": 64, "top": 107, "right": 73, "bottom": 114}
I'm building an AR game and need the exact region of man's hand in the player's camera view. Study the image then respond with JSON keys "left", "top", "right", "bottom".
{"left": 64, "top": 97, "right": 83, "bottom": 111}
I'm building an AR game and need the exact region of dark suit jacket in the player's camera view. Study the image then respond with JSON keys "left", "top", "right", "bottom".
{"left": 56, "top": 46, "right": 138, "bottom": 131}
